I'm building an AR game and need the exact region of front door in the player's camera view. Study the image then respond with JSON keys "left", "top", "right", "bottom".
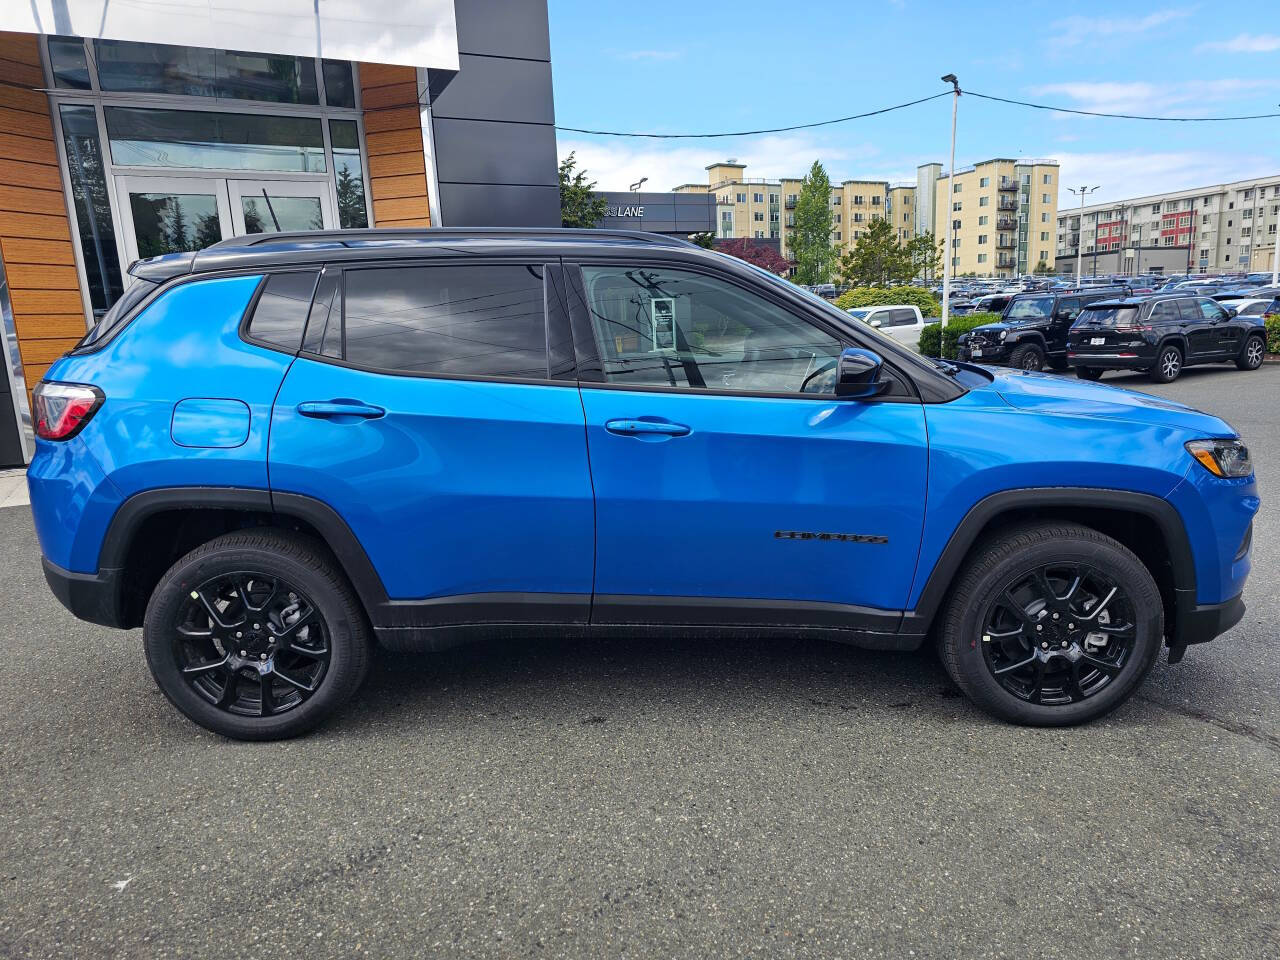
{"left": 115, "top": 175, "right": 233, "bottom": 263}
{"left": 566, "top": 262, "right": 928, "bottom": 627}
{"left": 268, "top": 260, "right": 595, "bottom": 625}
{"left": 1178, "top": 298, "right": 1222, "bottom": 360}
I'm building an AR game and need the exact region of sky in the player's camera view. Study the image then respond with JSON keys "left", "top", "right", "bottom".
{"left": 547, "top": 1, "right": 1280, "bottom": 207}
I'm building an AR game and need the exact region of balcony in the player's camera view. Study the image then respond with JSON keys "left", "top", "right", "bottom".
{"left": 997, "top": 256, "right": 1017, "bottom": 269}
{"left": 998, "top": 178, "right": 1018, "bottom": 192}
{"left": 998, "top": 197, "right": 1018, "bottom": 212}
{"left": 997, "top": 236, "right": 1016, "bottom": 250}
{"left": 996, "top": 217, "right": 1018, "bottom": 231}
{"left": 784, "top": 198, "right": 796, "bottom": 209}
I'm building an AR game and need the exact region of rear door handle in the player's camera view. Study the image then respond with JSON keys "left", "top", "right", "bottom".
{"left": 604, "top": 418, "right": 691, "bottom": 437}
{"left": 297, "top": 400, "right": 385, "bottom": 420}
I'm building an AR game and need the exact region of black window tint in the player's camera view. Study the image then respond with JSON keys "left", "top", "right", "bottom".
{"left": 1238, "top": 302, "right": 1265, "bottom": 316}
{"left": 1197, "top": 298, "right": 1227, "bottom": 321}
{"left": 580, "top": 265, "right": 842, "bottom": 394}
{"left": 342, "top": 265, "right": 548, "bottom": 378}
{"left": 248, "top": 272, "right": 319, "bottom": 351}
{"left": 889, "top": 309, "right": 916, "bottom": 326}
{"left": 1057, "top": 297, "right": 1083, "bottom": 319}
{"left": 1174, "top": 299, "right": 1200, "bottom": 323}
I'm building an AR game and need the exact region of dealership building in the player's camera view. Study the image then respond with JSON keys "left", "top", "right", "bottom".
{"left": 0, "top": 0, "right": 559, "bottom": 467}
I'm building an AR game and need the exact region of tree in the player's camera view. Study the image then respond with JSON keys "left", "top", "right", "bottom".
{"left": 559, "top": 152, "right": 608, "bottom": 228}
{"left": 836, "top": 216, "right": 909, "bottom": 287}
{"left": 907, "top": 231, "right": 942, "bottom": 282}
{"left": 1033, "top": 260, "right": 1055, "bottom": 275}
{"left": 717, "top": 237, "right": 789, "bottom": 274}
{"left": 336, "top": 163, "right": 368, "bottom": 228}
{"left": 688, "top": 231, "right": 715, "bottom": 249}
{"left": 789, "top": 160, "right": 837, "bottom": 285}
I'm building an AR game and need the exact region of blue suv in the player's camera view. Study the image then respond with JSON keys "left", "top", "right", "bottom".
{"left": 29, "top": 229, "right": 1259, "bottom": 739}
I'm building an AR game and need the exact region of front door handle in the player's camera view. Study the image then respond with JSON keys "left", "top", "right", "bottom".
{"left": 604, "top": 418, "right": 691, "bottom": 437}
{"left": 297, "top": 400, "right": 385, "bottom": 420}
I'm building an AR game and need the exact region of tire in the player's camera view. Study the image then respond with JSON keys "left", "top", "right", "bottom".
{"left": 938, "top": 522, "right": 1163, "bottom": 726}
{"left": 1008, "top": 342, "right": 1045, "bottom": 371}
{"left": 1150, "top": 344, "right": 1182, "bottom": 383}
{"left": 1075, "top": 367, "right": 1103, "bottom": 381}
{"left": 143, "top": 530, "right": 371, "bottom": 741}
{"left": 1236, "top": 334, "right": 1265, "bottom": 371}
{"left": 1048, "top": 356, "right": 1070, "bottom": 372}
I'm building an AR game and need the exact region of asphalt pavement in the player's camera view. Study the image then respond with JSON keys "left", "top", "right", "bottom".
{"left": 1, "top": 365, "right": 1277, "bottom": 959}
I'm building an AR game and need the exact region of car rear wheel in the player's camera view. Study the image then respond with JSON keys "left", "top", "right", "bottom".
{"left": 1236, "top": 334, "right": 1265, "bottom": 371}
{"left": 1008, "top": 343, "right": 1044, "bottom": 371}
{"left": 1075, "top": 367, "right": 1103, "bottom": 381}
{"left": 938, "top": 522, "right": 1163, "bottom": 726}
{"left": 1150, "top": 344, "right": 1182, "bottom": 383}
{"left": 144, "top": 530, "right": 371, "bottom": 740}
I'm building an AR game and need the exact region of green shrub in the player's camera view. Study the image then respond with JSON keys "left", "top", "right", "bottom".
{"left": 917, "top": 312, "right": 1003, "bottom": 359}
{"left": 1266, "top": 315, "right": 1280, "bottom": 355}
{"left": 835, "top": 286, "right": 941, "bottom": 318}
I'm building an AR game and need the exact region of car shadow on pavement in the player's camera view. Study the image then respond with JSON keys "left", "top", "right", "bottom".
{"left": 341, "top": 635, "right": 970, "bottom": 731}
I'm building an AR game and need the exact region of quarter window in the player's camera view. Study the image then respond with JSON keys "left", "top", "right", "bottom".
{"left": 247, "top": 272, "right": 319, "bottom": 351}
{"left": 579, "top": 266, "right": 842, "bottom": 394}
{"left": 341, "top": 265, "right": 548, "bottom": 378}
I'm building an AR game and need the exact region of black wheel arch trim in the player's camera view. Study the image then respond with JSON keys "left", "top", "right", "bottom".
{"left": 901, "top": 486, "right": 1197, "bottom": 637}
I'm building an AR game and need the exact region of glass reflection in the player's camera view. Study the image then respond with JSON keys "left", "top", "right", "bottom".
{"left": 58, "top": 105, "right": 123, "bottom": 314}
{"left": 106, "top": 107, "right": 326, "bottom": 173}
{"left": 129, "top": 193, "right": 223, "bottom": 257}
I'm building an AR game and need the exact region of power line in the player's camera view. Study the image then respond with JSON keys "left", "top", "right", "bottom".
{"left": 555, "top": 92, "right": 951, "bottom": 138}
{"left": 555, "top": 88, "right": 1280, "bottom": 139}
{"left": 965, "top": 90, "right": 1280, "bottom": 122}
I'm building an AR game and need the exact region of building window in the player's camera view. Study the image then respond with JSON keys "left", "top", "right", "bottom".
{"left": 979, "top": 196, "right": 988, "bottom": 207}
{"left": 977, "top": 234, "right": 987, "bottom": 245}
{"left": 834, "top": 213, "right": 841, "bottom": 223}
{"left": 105, "top": 106, "right": 327, "bottom": 172}
{"left": 1039, "top": 250, "right": 1048, "bottom": 261}
{"left": 48, "top": 36, "right": 91, "bottom": 89}
{"left": 1041, "top": 193, "right": 1050, "bottom": 203}
{"left": 57, "top": 104, "right": 124, "bottom": 314}
{"left": 952, "top": 201, "right": 962, "bottom": 211}
{"left": 1041, "top": 213, "right": 1048, "bottom": 222}
{"left": 953, "top": 183, "right": 962, "bottom": 193}
{"left": 736, "top": 193, "right": 746, "bottom": 203}
{"left": 1040, "top": 231, "right": 1049, "bottom": 242}
{"left": 853, "top": 194, "right": 863, "bottom": 204}
{"left": 979, "top": 177, "right": 989, "bottom": 187}
{"left": 329, "top": 120, "right": 367, "bottom": 228}
{"left": 753, "top": 192, "right": 763, "bottom": 203}
{"left": 871, "top": 196, "right": 880, "bottom": 205}
{"left": 835, "top": 231, "right": 841, "bottom": 241}
{"left": 952, "top": 219, "right": 961, "bottom": 230}
{"left": 753, "top": 211, "right": 763, "bottom": 222}
{"left": 977, "top": 253, "right": 987, "bottom": 263}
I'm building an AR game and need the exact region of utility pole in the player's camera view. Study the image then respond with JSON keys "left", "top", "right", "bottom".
{"left": 1068, "top": 185, "right": 1099, "bottom": 283}
{"left": 1272, "top": 211, "right": 1280, "bottom": 286}
{"left": 940, "top": 74, "right": 960, "bottom": 330}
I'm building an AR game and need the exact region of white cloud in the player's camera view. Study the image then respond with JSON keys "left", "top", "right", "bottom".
{"left": 1197, "top": 33, "right": 1280, "bottom": 53}
{"left": 1048, "top": 150, "right": 1277, "bottom": 206}
{"left": 1028, "top": 77, "right": 1280, "bottom": 115}
{"left": 558, "top": 134, "right": 908, "bottom": 191}
{"left": 1048, "top": 9, "right": 1193, "bottom": 49}
{"left": 617, "top": 50, "right": 682, "bottom": 61}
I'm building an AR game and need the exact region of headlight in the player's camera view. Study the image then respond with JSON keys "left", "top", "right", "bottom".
{"left": 1186, "top": 439, "right": 1252, "bottom": 478}
{"left": 998, "top": 330, "right": 1008, "bottom": 340}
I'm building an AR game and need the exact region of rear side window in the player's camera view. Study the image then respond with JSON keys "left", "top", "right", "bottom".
{"left": 888, "top": 308, "right": 916, "bottom": 326}
{"left": 342, "top": 264, "right": 548, "bottom": 379}
{"left": 79, "top": 278, "right": 157, "bottom": 348}
{"left": 247, "top": 271, "right": 319, "bottom": 351}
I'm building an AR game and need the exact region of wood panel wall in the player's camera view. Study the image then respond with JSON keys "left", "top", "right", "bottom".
{"left": 358, "top": 63, "right": 432, "bottom": 227}
{"left": 0, "top": 32, "right": 84, "bottom": 398}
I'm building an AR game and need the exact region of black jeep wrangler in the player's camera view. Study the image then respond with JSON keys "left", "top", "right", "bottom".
{"left": 955, "top": 286, "right": 1131, "bottom": 371}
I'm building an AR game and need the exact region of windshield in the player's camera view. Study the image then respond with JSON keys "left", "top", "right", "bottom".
{"left": 1005, "top": 296, "right": 1054, "bottom": 320}
{"left": 79, "top": 279, "right": 158, "bottom": 348}
{"left": 1077, "top": 306, "right": 1139, "bottom": 328}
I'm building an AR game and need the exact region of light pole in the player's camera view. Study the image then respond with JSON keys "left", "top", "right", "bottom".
{"left": 1272, "top": 213, "right": 1280, "bottom": 286}
{"left": 1068, "top": 185, "right": 1099, "bottom": 283}
{"left": 940, "top": 73, "right": 960, "bottom": 330}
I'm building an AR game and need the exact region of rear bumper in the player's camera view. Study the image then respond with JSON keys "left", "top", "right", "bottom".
{"left": 1067, "top": 352, "right": 1152, "bottom": 370}
{"left": 1174, "top": 590, "right": 1245, "bottom": 647}
{"left": 42, "top": 556, "right": 127, "bottom": 629}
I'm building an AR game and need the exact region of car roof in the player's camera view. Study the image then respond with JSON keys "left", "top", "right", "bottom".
{"left": 129, "top": 227, "right": 700, "bottom": 281}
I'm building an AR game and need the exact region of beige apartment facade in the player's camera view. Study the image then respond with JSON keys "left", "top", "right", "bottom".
{"left": 932, "top": 159, "right": 1059, "bottom": 278}
{"left": 1055, "top": 174, "right": 1280, "bottom": 275}
{"left": 675, "top": 162, "right": 781, "bottom": 242}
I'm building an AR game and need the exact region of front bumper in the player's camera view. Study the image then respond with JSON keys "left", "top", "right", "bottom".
{"left": 957, "top": 342, "right": 1010, "bottom": 363}
{"left": 42, "top": 556, "right": 128, "bottom": 629}
{"left": 1174, "top": 590, "right": 1245, "bottom": 648}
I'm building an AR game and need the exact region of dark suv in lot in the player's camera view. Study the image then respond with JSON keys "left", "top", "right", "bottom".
{"left": 956, "top": 286, "right": 1130, "bottom": 371}
{"left": 1067, "top": 294, "right": 1267, "bottom": 382}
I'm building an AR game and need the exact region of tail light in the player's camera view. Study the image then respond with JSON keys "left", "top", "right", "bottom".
{"left": 32, "top": 382, "right": 103, "bottom": 440}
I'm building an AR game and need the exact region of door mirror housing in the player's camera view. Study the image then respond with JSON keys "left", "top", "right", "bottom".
{"left": 835, "top": 347, "right": 888, "bottom": 399}
{"left": 869, "top": 318, "right": 883, "bottom": 328}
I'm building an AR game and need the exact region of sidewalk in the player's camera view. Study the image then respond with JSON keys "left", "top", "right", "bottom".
{"left": 0, "top": 468, "right": 29, "bottom": 508}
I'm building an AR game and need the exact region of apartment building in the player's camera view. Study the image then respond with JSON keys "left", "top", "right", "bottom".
{"left": 1055, "top": 174, "right": 1280, "bottom": 275}
{"left": 930, "top": 159, "right": 1059, "bottom": 278}
{"left": 676, "top": 162, "right": 919, "bottom": 260}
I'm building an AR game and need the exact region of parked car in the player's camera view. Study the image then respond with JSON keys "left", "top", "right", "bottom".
{"left": 955, "top": 286, "right": 1131, "bottom": 370}
{"left": 1066, "top": 294, "right": 1267, "bottom": 382}
{"left": 847, "top": 304, "right": 931, "bottom": 351}
{"left": 971, "top": 294, "right": 1014, "bottom": 315}
{"left": 29, "top": 229, "right": 1256, "bottom": 738}
{"left": 1218, "top": 297, "right": 1276, "bottom": 319}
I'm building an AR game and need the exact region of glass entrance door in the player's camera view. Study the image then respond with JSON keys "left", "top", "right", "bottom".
{"left": 115, "top": 176, "right": 233, "bottom": 263}
{"left": 229, "top": 180, "right": 335, "bottom": 236}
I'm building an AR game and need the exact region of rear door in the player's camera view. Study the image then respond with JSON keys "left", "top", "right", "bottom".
{"left": 268, "top": 260, "right": 595, "bottom": 625}
{"left": 565, "top": 259, "right": 928, "bottom": 628}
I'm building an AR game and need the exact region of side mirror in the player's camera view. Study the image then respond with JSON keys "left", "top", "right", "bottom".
{"left": 1224, "top": 306, "right": 1238, "bottom": 318}
{"left": 869, "top": 318, "right": 883, "bottom": 328}
{"left": 835, "top": 347, "right": 887, "bottom": 399}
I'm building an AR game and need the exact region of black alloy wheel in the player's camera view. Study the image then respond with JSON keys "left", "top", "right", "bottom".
{"left": 979, "top": 564, "right": 1135, "bottom": 706}
{"left": 174, "top": 572, "right": 330, "bottom": 718}
{"left": 144, "top": 530, "right": 370, "bottom": 740}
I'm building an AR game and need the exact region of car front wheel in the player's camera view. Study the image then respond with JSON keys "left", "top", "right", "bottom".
{"left": 1236, "top": 334, "right": 1265, "bottom": 371}
{"left": 938, "top": 522, "right": 1163, "bottom": 726}
{"left": 144, "top": 530, "right": 371, "bottom": 740}
{"left": 1008, "top": 343, "right": 1044, "bottom": 371}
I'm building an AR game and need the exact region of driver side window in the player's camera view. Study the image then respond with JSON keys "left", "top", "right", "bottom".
{"left": 579, "top": 265, "right": 842, "bottom": 394}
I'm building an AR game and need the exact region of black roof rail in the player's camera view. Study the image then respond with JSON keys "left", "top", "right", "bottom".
{"left": 203, "top": 226, "right": 695, "bottom": 251}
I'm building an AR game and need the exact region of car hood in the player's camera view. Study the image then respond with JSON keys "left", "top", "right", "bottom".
{"left": 979, "top": 367, "right": 1236, "bottom": 436}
